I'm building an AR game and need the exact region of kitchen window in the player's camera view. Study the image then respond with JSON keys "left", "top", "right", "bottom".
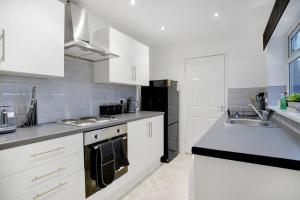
{"left": 288, "top": 22, "right": 300, "bottom": 94}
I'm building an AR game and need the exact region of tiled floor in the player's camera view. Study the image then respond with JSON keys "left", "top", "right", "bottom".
{"left": 121, "top": 154, "right": 193, "bottom": 200}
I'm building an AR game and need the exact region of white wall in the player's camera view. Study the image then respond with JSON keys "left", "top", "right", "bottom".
{"left": 265, "top": 0, "right": 300, "bottom": 88}
{"left": 265, "top": 34, "right": 287, "bottom": 87}
{"left": 150, "top": 32, "right": 266, "bottom": 89}
{"left": 150, "top": 31, "right": 266, "bottom": 152}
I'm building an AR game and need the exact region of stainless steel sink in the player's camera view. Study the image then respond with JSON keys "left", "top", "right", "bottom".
{"left": 225, "top": 118, "right": 274, "bottom": 127}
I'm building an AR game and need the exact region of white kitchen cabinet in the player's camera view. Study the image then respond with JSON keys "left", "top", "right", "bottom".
{"left": 16, "top": 170, "right": 85, "bottom": 200}
{"left": 0, "top": 152, "right": 83, "bottom": 200}
{"left": 0, "top": 133, "right": 84, "bottom": 200}
{"left": 192, "top": 155, "right": 300, "bottom": 200}
{"left": 0, "top": 0, "right": 64, "bottom": 77}
{"left": 134, "top": 41, "right": 150, "bottom": 86}
{"left": 94, "top": 27, "right": 149, "bottom": 86}
{"left": 148, "top": 115, "right": 164, "bottom": 162}
{"left": 0, "top": 133, "right": 83, "bottom": 178}
{"left": 127, "top": 115, "right": 164, "bottom": 178}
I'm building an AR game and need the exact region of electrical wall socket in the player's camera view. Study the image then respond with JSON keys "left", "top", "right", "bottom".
{"left": 119, "top": 98, "right": 127, "bottom": 103}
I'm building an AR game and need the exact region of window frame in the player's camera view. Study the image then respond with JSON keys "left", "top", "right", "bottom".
{"left": 288, "top": 23, "right": 300, "bottom": 58}
{"left": 288, "top": 21, "right": 300, "bottom": 94}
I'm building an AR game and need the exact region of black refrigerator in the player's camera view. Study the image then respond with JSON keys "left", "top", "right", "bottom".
{"left": 141, "top": 80, "right": 179, "bottom": 163}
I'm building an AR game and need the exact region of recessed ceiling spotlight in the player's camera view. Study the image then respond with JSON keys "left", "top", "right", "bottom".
{"left": 214, "top": 12, "right": 219, "bottom": 18}
{"left": 160, "top": 26, "right": 166, "bottom": 31}
{"left": 130, "top": 0, "right": 136, "bottom": 6}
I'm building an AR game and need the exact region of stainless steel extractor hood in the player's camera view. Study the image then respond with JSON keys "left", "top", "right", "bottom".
{"left": 64, "top": 1, "right": 118, "bottom": 62}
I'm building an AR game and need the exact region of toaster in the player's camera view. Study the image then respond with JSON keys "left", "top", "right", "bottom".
{"left": 0, "top": 106, "right": 16, "bottom": 134}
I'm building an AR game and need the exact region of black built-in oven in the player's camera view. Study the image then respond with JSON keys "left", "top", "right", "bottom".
{"left": 84, "top": 124, "right": 128, "bottom": 198}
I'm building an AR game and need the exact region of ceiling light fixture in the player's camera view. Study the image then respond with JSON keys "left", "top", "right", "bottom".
{"left": 214, "top": 12, "right": 219, "bottom": 18}
{"left": 130, "top": 0, "right": 136, "bottom": 6}
{"left": 160, "top": 26, "right": 166, "bottom": 31}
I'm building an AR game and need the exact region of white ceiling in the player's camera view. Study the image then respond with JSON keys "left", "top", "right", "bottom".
{"left": 75, "top": 0, "right": 275, "bottom": 47}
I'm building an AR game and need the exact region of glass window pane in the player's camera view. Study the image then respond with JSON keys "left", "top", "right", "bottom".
{"left": 289, "top": 57, "right": 300, "bottom": 93}
{"left": 291, "top": 29, "right": 300, "bottom": 54}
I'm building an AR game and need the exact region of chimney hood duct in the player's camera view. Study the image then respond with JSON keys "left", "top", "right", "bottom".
{"left": 64, "top": 1, "right": 118, "bottom": 62}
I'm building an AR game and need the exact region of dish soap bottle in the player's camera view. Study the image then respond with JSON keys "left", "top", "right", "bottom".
{"left": 280, "top": 94, "right": 287, "bottom": 110}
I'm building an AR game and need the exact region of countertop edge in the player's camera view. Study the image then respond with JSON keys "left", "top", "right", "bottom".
{"left": 0, "top": 112, "right": 165, "bottom": 151}
{"left": 0, "top": 129, "right": 83, "bottom": 151}
{"left": 192, "top": 147, "right": 300, "bottom": 171}
{"left": 80, "top": 112, "right": 165, "bottom": 132}
{"left": 268, "top": 106, "right": 300, "bottom": 124}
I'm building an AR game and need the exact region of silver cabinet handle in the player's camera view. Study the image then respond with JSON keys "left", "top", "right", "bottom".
{"left": 32, "top": 182, "right": 67, "bottom": 200}
{"left": 134, "top": 66, "right": 137, "bottom": 81}
{"left": 31, "top": 167, "right": 66, "bottom": 182}
{"left": 148, "top": 122, "right": 151, "bottom": 137}
{"left": 30, "top": 146, "right": 66, "bottom": 158}
{"left": 132, "top": 65, "right": 135, "bottom": 81}
{"left": 150, "top": 122, "right": 153, "bottom": 137}
{"left": 0, "top": 29, "right": 5, "bottom": 62}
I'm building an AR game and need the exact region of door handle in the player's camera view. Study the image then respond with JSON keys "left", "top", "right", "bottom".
{"left": 0, "top": 29, "right": 5, "bottom": 62}
{"left": 217, "top": 105, "right": 225, "bottom": 111}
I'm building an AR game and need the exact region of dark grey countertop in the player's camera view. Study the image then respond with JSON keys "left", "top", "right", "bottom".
{"left": 192, "top": 114, "right": 300, "bottom": 170}
{"left": 0, "top": 111, "right": 164, "bottom": 150}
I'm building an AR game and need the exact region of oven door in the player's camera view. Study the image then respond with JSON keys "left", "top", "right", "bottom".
{"left": 84, "top": 134, "right": 128, "bottom": 198}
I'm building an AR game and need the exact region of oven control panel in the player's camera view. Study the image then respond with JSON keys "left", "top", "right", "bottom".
{"left": 84, "top": 124, "right": 127, "bottom": 146}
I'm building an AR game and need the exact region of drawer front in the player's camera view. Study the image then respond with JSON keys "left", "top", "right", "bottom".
{"left": 0, "top": 133, "right": 83, "bottom": 178}
{"left": 16, "top": 170, "right": 85, "bottom": 200}
{"left": 0, "top": 152, "right": 83, "bottom": 200}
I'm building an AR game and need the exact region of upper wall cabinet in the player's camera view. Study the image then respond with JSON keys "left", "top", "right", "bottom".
{"left": 94, "top": 28, "right": 149, "bottom": 86}
{"left": 0, "top": 0, "right": 64, "bottom": 77}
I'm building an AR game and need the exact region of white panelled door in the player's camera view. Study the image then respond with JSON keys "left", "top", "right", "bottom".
{"left": 185, "top": 54, "right": 225, "bottom": 153}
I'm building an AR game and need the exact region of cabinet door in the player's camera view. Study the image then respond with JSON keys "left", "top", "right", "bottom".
{"left": 0, "top": 152, "right": 83, "bottom": 200}
{"left": 16, "top": 170, "right": 85, "bottom": 200}
{"left": 109, "top": 28, "right": 134, "bottom": 84}
{"left": 0, "top": 0, "right": 64, "bottom": 77}
{"left": 149, "top": 115, "right": 164, "bottom": 162}
{"left": 134, "top": 41, "right": 149, "bottom": 86}
{"left": 127, "top": 118, "right": 151, "bottom": 178}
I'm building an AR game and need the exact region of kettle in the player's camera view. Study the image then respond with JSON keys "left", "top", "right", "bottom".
{"left": 127, "top": 97, "right": 138, "bottom": 113}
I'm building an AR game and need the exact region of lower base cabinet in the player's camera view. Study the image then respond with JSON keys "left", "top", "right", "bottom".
{"left": 192, "top": 155, "right": 300, "bottom": 200}
{"left": 128, "top": 115, "right": 164, "bottom": 180}
{"left": 16, "top": 170, "right": 85, "bottom": 200}
{"left": 0, "top": 133, "right": 84, "bottom": 200}
{"left": 0, "top": 115, "right": 164, "bottom": 200}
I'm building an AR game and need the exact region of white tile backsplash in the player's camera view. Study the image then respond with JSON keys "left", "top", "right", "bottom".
{"left": 0, "top": 57, "right": 136, "bottom": 125}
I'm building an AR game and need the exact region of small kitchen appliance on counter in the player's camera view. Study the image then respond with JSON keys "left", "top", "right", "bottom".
{"left": 99, "top": 104, "right": 122, "bottom": 116}
{"left": 0, "top": 106, "right": 16, "bottom": 134}
{"left": 127, "top": 97, "right": 138, "bottom": 113}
